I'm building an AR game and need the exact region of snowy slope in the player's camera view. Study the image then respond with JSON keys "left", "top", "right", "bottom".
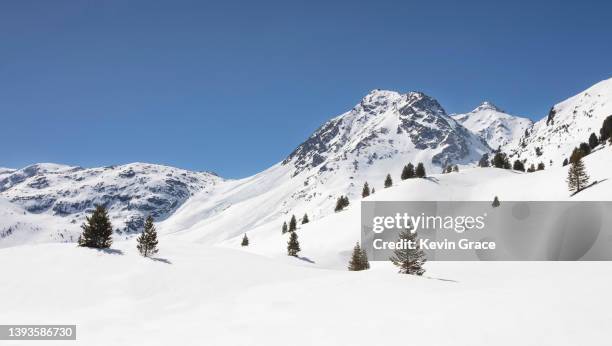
{"left": 508, "top": 77, "right": 612, "bottom": 167}
{"left": 208, "top": 146, "right": 612, "bottom": 269}
{"left": 452, "top": 101, "right": 532, "bottom": 150}
{"left": 1, "top": 240, "right": 611, "bottom": 346}
{"left": 0, "top": 167, "right": 15, "bottom": 176}
{"left": 0, "top": 163, "right": 222, "bottom": 247}
{"left": 159, "top": 90, "right": 490, "bottom": 243}
{"left": 0, "top": 196, "right": 78, "bottom": 247}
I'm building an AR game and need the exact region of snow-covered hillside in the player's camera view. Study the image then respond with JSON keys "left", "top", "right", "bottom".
{"left": 508, "top": 77, "right": 612, "bottom": 167}
{"left": 200, "top": 145, "right": 611, "bottom": 269}
{"left": 452, "top": 101, "right": 532, "bottom": 150}
{"left": 1, "top": 78, "right": 611, "bottom": 254}
{"left": 0, "top": 196, "right": 76, "bottom": 247}
{"left": 1, "top": 240, "right": 611, "bottom": 346}
{"left": 159, "top": 90, "right": 489, "bottom": 242}
{"left": 1, "top": 79, "right": 611, "bottom": 346}
{"left": 0, "top": 163, "right": 222, "bottom": 247}
{"left": 0, "top": 167, "right": 15, "bottom": 177}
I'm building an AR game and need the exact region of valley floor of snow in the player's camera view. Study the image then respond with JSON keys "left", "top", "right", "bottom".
{"left": 1, "top": 238, "right": 611, "bottom": 346}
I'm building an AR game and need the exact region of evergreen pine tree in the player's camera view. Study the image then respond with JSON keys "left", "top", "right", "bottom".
{"left": 589, "top": 133, "right": 599, "bottom": 149}
{"left": 335, "top": 196, "right": 349, "bottom": 212}
{"left": 389, "top": 229, "right": 425, "bottom": 275}
{"left": 569, "top": 147, "right": 583, "bottom": 164}
{"left": 478, "top": 153, "right": 490, "bottom": 167}
{"left": 384, "top": 174, "right": 393, "bottom": 188}
{"left": 401, "top": 165, "right": 409, "bottom": 180}
{"left": 567, "top": 154, "right": 590, "bottom": 193}
{"left": 359, "top": 246, "right": 370, "bottom": 270}
{"left": 492, "top": 196, "right": 500, "bottom": 208}
{"left": 579, "top": 142, "right": 591, "bottom": 157}
{"left": 362, "top": 182, "right": 370, "bottom": 198}
{"left": 452, "top": 165, "right": 459, "bottom": 172}
{"left": 513, "top": 160, "right": 525, "bottom": 172}
{"left": 282, "top": 221, "right": 288, "bottom": 234}
{"left": 136, "top": 215, "right": 159, "bottom": 257}
{"left": 78, "top": 205, "right": 113, "bottom": 249}
{"left": 537, "top": 162, "right": 545, "bottom": 171}
{"left": 406, "top": 163, "right": 415, "bottom": 178}
{"left": 492, "top": 152, "right": 509, "bottom": 169}
{"left": 535, "top": 147, "right": 543, "bottom": 157}
{"left": 401, "top": 163, "right": 416, "bottom": 179}
{"left": 287, "top": 231, "right": 300, "bottom": 257}
{"left": 289, "top": 215, "right": 297, "bottom": 232}
{"left": 371, "top": 187, "right": 375, "bottom": 194}
{"left": 599, "top": 115, "right": 612, "bottom": 143}
{"left": 241, "top": 233, "right": 249, "bottom": 247}
{"left": 415, "top": 162, "right": 426, "bottom": 178}
{"left": 563, "top": 158, "right": 569, "bottom": 166}
{"left": 302, "top": 213, "right": 309, "bottom": 224}
{"left": 348, "top": 242, "right": 370, "bottom": 271}
{"left": 527, "top": 163, "right": 536, "bottom": 173}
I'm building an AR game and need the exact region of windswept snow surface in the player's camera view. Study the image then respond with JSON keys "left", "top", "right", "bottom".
{"left": 0, "top": 240, "right": 610, "bottom": 346}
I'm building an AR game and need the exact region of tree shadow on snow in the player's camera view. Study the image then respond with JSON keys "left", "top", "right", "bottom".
{"left": 570, "top": 179, "right": 608, "bottom": 197}
{"left": 150, "top": 257, "right": 172, "bottom": 264}
{"left": 296, "top": 256, "right": 316, "bottom": 264}
{"left": 423, "top": 177, "right": 439, "bottom": 184}
{"left": 425, "top": 275, "right": 458, "bottom": 283}
{"left": 93, "top": 248, "right": 124, "bottom": 255}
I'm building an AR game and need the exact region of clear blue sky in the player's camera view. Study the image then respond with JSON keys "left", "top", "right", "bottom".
{"left": 1, "top": 0, "right": 610, "bottom": 178}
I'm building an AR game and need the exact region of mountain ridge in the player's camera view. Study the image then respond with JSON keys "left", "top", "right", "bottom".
{"left": 2, "top": 78, "right": 611, "bottom": 249}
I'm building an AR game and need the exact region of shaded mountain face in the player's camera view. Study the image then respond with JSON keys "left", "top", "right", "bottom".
{"left": 283, "top": 89, "right": 490, "bottom": 177}
{"left": 452, "top": 101, "right": 533, "bottom": 150}
{"left": 0, "top": 163, "right": 222, "bottom": 238}
{"left": 507, "top": 77, "right": 612, "bottom": 168}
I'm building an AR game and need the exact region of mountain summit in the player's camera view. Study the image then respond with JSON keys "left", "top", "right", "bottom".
{"left": 472, "top": 101, "right": 505, "bottom": 113}
{"left": 452, "top": 102, "right": 532, "bottom": 150}
{"left": 284, "top": 89, "right": 489, "bottom": 176}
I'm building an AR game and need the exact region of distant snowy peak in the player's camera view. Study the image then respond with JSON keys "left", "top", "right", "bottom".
{"left": 471, "top": 101, "right": 505, "bottom": 113}
{"left": 452, "top": 102, "right": 533, "bottom": 150}
{"left": 508, "top": 77, "right": 612, "bottom": 166}
{"left": 283, "top": 89, "right": 489, "bottom": 176}
{"left": 0, "top": 162, "right": 223, "bottom": 238}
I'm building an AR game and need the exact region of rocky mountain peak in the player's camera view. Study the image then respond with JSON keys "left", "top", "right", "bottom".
{"left": 283, "top": 89, "right": 487, "bottom": 177}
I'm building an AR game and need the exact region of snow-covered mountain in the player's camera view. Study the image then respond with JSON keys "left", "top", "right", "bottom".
{"left": 507, "top": 77, "right": 612, "bottom": 167}
{"left": 0, "top": 163, "right": 222, "bottom": 247}
{"left": 452, "top": 101, "right": 533, "bottom": 150}
{"left": 285, "top": 90, "right": 490, "bottom": 175}
{"left": 216, "top": 146, "right": 612, "bottom": 269}
{"left": 2, "top": 78, "right": 611, "bottom": 251}
{"left": 159, "top": 89, "right": 490, "bottom": 243}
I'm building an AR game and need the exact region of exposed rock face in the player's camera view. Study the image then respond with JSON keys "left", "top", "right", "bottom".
{"left": 284, "top": 89, "right": 490, "bottom": 176}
